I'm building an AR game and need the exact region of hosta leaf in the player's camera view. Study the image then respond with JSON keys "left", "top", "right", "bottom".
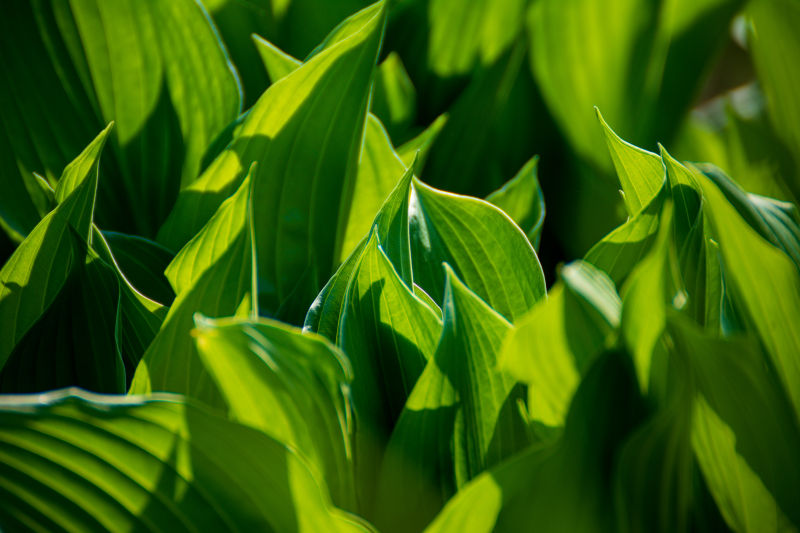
{"left": 410, "top": 177, "right": 546, "bottom": 321}
{"left": 90, "top": 229, "right": 167, "bottom": 379}
{"left": 339, "top": 230, "right": 442, "bottom": 426}
{"left": 748, "top": 0, "right": 800, "bottom": 172}
{"left": 0, "top": 0, "right": 241, "bottom": 237}
{"left": 372, "top": 267, "right": 527, "bottom": 531}
{"left": 596, "top": 110, "right": 665, "bottom": 216}
{"left": 193, "top": 316, "right": 356, "bottom": 511}
{"left": 0, "top": 243, "right": 124, "bottom": 394}
{"left": 252, "top": 30, "right": 409, "bottom": 265}
{"left": 486, "top": 157, "right": 546, "bottom": 248}
{"left": 426, "top": 0, "right": 527, "bottom": 78}
{"left": 103, "top": 231, "right": 175, "bottom": 306}
{"left": 702, "top": 165, "right": 800, "bottom": 271}
{"left": 340, "top": 116, "right": 408, "bottom": 263}
{"left": 0, "top": 389, "right": 370, "bottom": 532}
{"left": 396, "top": 114, "right": 449, "bottom": 170}
{"left": 371, "top": 53, "right": 417, "bottom": 141}
{"left": 424, "top": 351, "right": 644, "bottom": 533}
{"left": 305, "top": 166, "right": 414, "bottom": 340}
{"left": 696, "top": 171, "right": 800, "bottom": 420}
{"left": 620, "top": 202, "right": 676, "bottom": 392}
{"left": 612, "top": 353, "right": 694, "bottom": 533}
{"left": 338, "top": 231, "right": 442, "bottom": 512}
{"left": 421, "top": 43, "right": 531, "bottom": 195}
{"left": 528, "top": 0, "right": 741, "bottom": 172}
{"left": 668, "top": 315, "right": 800, "bottom": 531}
{"left": 500, "top": 261, "right": 621, "bottom": 429}
{"left": 0, "top": 125, "right": 111, "bottom": 371}
{"left": 204, "top": 0, "right": 273, "bottom": 107}
{"left": 129, "top": 169, "right": 256, "bottom": 409}
{"left": 158, "top": 2, "right": 385, "bottom": 322}
{"left": 584, "top": 189, "right": 665, "bottom": 287}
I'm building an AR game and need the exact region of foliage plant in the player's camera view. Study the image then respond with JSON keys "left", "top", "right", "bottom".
{"left": 0, "top": 0, "right": 799, "bottom": 531}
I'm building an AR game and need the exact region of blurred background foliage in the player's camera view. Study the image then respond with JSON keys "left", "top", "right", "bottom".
{"left": 202, "top": 0, "right": 800, "bottom": 282}
{"left": 1, "top": 0, "right": 798, "bottom": 286}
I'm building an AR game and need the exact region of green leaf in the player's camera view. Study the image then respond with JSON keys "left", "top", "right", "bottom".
{"left": 339, "top": 230, "right": 442, "bottom": 427}
{"left": 486, "top": 157, "right": 546, "bottom": 248}
{"left": 338, "top": 231, "right": 443, "bottom": 513}
{"left": 0, "top": 389, "right": 370, "bottom": 532}
{"left": 748, "top": 0, "right": 800, "bottom": 175}
{"left": 340, "top": 116, "right": 408, "bottom": 263}
{"left": 500, "top": 261, "right": 621, "bottom": 429}
{"left": 372, "top": 266, "right": 527, "bottom": 532}
{"left": 695, "top": 170, "right": 800, "bottom": 421}
{"left": 252, "top": 30, "right": 410, "bottom": 266}
{"left": 371, "top": 53, "right": 417, "bottom": 141}
{"left": 420, "top": 42, "right": 531, "bottom": 195}
{"left": 410, "top": 177, "right": 546, "bottom": 322}
{"left": 305, "top": 165, "right": 414, "bottom": 341}
{"left": 0, "top": 0, "right": 241, "bottom": 237}
{"left": 158, "top": 2, "right": 386, "bottom": 322}
{"left": 424, "top": 351, "right": 644, "bottom": 533}
{"left": 396, "top": 114, "right": 449, "bottom": 170}
{"left": 0, "top": 125, "right": 111, "bottom": 371}
{"left": 528, "top": 0, "right": 742, "bottom": 172}
{"left": 596, "top": 110, "right": 665, "bottom": 216}
{"left": 426, "top": 0, "right": 527, "bottom": 77}
{"left": 668, "top": 314, "right": 800, "bottom": 531}
{"left": 193, "top": 316, "right": 357, "bottom": 511}
{"left": 702, "top": 165, "right": 800, "bottom": 271}
{"left": 129, "top": 168, "right": 256, "bottom": 409}
{"left": 619, "top": 202, "right": 676, "bottom": 392}
{"left": 102, "top": 231, "right": 175, "bottom": 306}
{"left": 0, "top": 242, "right": 125, "bottom": 394}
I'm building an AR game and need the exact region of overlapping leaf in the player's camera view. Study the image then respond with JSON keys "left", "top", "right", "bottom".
{"left": 158, "top": 3, "right": 386, "bottom": 322}
{"left": 0, "top": 389, "right": 369, "bottom": 532}
{"left": 0, "top": 0, "right": 241, "bottom": 238}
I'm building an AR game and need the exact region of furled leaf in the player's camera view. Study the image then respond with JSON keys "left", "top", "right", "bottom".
{"left": 396, "top": 114, "right": 449, "bottom": 170}
{"left": 668, "top": 314, "right": 800, "bottom": 531}
{"left": 338, "top": 231, "right": 443, "bottom": 513}
{"left": 0, "top": 389, "right": 370, "bottom": 532}
{"left": 305, "top": 166, "right": 414, "bottom": 340}
{"left": 486, "top": 157, "right": 546, "bottom": 248}
{"left": 748, "top": 0, "right": 800, "bottom": 174}
{"left": 0, "top": 125, "right": 111, "bottom": 371}
{"left": 103, "top": 231, "right": 175, "bottom": 306}
{"left": 696, "top": 170, "right": 800, "bottom": 420}
{"left": 372, "top": 267, "right": 527, "bottom": 531}
{"left": 0, "top": 243, "right": 124, "bottom": 394}
{"left": 0, "top": 0, "right": 241, "bottom": 237}
{"left": 410, "top": 177, "right": 546, "bottom": 321}
{"left": 372, "top": 53, "right": 417, "bottom": 141}
{"left": 597, "top": 110, "right": 665, "bottom": 216}
{"left": 252, "top": 30, "right": 410, "bottom": 265}
{"left": 193, "top": 316, "right": 357, "bottom": 511}
{"left": 424, "top": 351, "right": 644, "bottom": 533}
{"left": 129, "top": 169, "right": 256, "bottom": 409}
{"left": 159, "top": 3, "right": 386, "bottom": 323}
{"left": 501, "top": 261, "right": 621, "bottom": 429}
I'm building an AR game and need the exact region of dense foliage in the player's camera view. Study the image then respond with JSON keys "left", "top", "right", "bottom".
{"left": 1, "top": 0, "right": 799, "bottom": 531}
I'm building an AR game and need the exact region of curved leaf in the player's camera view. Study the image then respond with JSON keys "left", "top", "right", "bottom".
{"left": 0, "top": 0, "right": 241, "bottom": 237}
{"left": 410, "top": 177, "right": 546, "bottom": 321}
{"left": 0, "top": 389, "right": 370, "bottom": 532}
{"left": 500, "top": 261, "right": 621, "bottom": 429}
{"left": 372, "top": 267, "right": 527, "bottom": 531}
{"left": 193, "top": 316, "right": 357, "bottom": 511}
{"left": 0, "top": 125, "right": 111, "bottom": 370}
{"left": 129, "top": 169, "right": 256, "bottom": 409}
{"left": 486, "top": 156, "right": 546, "bottom": 248}
{"left": 158, "top": 2, "right": 386, "bottom": 322}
